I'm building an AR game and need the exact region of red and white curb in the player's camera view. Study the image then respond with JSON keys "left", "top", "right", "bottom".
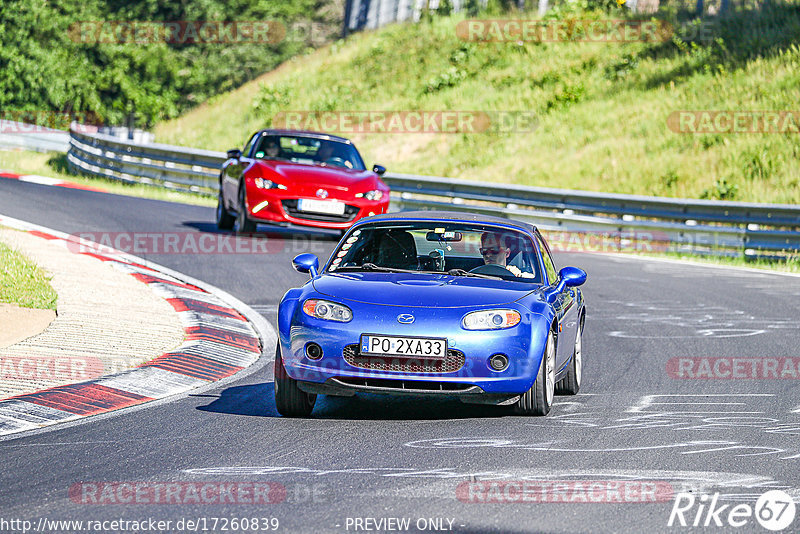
{"left": 0, "top": 214, "right": 275, "bottom": 437}
{"left": 0, "top": 171, "right": 106, "bottom": 192}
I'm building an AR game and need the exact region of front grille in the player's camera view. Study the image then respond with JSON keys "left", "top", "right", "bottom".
{"left": 335, "top": 377, "right": 475, "bottom": 391}
{"left": 281, "top": 199, "right": 359, "bottom": 222}
{"left": 343, "top": 344, "right": 465, "bottom": 374}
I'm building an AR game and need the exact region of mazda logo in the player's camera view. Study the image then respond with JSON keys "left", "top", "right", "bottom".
{"left": 397, "top": 314, "right": 415, "bottom": 324}
{"left": 316, "top": 188, "right": 329, "bottom": 199}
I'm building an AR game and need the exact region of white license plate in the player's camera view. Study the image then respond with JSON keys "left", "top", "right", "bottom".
{"left": 360, "top": 335, "right": 447, "bottom": 359}
{"left": 297, "top": 198, "right": 345, "bottom": 215}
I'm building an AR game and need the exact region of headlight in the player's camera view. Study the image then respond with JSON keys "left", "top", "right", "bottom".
{"left": 355, "top": 190, "right": 383, "bottom": 201}
{"left": 462, "top": 309, "right": 521, "bottom": 330}
{"left": 302, "top": 299, "right": 353, "bottom": 322}
{"left": 255, "top": 178, "right": 287, "bottom": 190}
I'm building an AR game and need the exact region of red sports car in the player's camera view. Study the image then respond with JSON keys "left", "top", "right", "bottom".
{"left": 217, "top": 130, "right": 390, "bottom": 233}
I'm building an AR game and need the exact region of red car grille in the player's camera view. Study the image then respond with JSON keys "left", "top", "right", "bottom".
{"left": 281, "top": 199, "right": 360, "bottom": 222}
{"left": 343, "top": 344, "right": 465, "bottom": 374}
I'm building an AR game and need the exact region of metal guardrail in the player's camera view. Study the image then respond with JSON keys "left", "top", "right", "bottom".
{"left": 0, "top": 122, "right": 70, "bottom": 152}
{"left": 68, "top": 128, "right": 223, "bottom": 194}
{"left": 66, "top": 127, "right": 800, "bottom": 257}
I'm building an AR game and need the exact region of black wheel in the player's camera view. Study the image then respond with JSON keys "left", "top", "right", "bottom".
{"left": 515, "top": 330, "right": 555, "bottom": 416}
{"left": 274, "top": 344, "right": 316, "bottom": 417}
{"left": 216, "top": 192, "right": 235, "bottom": 230}
{"left": 556, "top": 315, "right": 583, "bottom": 395}
{"left": 236, "top": 185, "right": 257, "bottom": 234}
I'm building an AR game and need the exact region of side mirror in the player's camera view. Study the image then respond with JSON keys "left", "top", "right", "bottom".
{"left": 559, "top": 266, "right": 587, "bottom": 288}
{"left": 372, "top": 164, "right": 386, "bottom": 176}
{"left": 227, "top": 148, "right": 242, "bottom": 160}
{"left": 293, "top": 253, "right": 320, "bottom": 277}
{"left": 545, "top": 267, "right": 586, "bottom": 303}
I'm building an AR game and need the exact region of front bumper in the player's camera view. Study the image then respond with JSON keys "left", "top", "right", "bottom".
{"left": 279, "top": 304, "right": 548, "bottom": 395}
{"left": 297, "top": 377, "right": 521, "bottom": 405}
{"left": 246, "top": 189, "right": 389, "bottom": 229}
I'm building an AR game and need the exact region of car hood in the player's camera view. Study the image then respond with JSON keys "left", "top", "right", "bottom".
{"left": 311, "top": 272, "right": 542, "bottom": 308}
{"left": 251, "top": 160, "right": 378, "bottom": 191}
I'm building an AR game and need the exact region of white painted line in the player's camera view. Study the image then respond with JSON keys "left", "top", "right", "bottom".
{"left": 17, "top": 175, "right": 63, "bottom": 186}
{"left": 626, "top": 394, "right": 773, "bottom": 413}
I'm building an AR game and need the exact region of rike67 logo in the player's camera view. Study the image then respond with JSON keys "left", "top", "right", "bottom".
{"left": 668, "top": 490, "right": 796, "bottom": 531}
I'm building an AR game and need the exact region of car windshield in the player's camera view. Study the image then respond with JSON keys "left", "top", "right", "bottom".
{"left": 328, "top": 222, "right": 542, "bottom": 283}
{"left": 252, "top": 134, "right": 366, "bottom": 170}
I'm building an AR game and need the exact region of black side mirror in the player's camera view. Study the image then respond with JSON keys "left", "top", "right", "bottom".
{"left": 372, "top": 164, "right": 386, "bottom": 176}
{"left": 227, "top": 148, "right": 242, "bottom": 160}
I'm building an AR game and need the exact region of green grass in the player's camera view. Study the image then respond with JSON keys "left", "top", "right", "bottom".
{"left": 0, "top": 238, "right": 58, "bottom": 310}
{"left": 0, "top": 150, "right": 214, "bottom": 207}
{"left": 154, "top": 2, "right": 800, "bottom": 204}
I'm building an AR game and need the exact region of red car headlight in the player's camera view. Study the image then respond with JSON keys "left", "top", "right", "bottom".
{"left": 255, "top": 178, "right": 287, "bottom": 190}
{"left": 356, "top": 190, "right": 383, "bottom": 201}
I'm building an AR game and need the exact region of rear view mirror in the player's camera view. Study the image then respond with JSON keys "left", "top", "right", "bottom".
{"left": 227, "top": 148, "right": 242, "bottom": 160}
{"left": 372, "top": 164, "right": 386, "bottom": 175}
{"left": 426, "top": 231, "right": 463, "bottom": 242}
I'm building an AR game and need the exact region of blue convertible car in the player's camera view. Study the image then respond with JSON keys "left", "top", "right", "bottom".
{"left": 275, "top": 211, "right": 587, "bottom": 417}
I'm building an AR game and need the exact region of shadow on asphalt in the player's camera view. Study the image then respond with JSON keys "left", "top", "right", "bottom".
{"left": 195, "top": 383, "right": 280, "bottom": 417}
{"left": 196, "top": 382, "right": 513, "bottom": 421}
{"left": 181, "top": 221, "right": 341, "bottom": 242}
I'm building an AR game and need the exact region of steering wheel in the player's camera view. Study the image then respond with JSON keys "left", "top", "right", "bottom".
{"left": 324, "top": 157, "right": 347, "bottom": 167}
{"left": 469, "top": 264, "right": 512, "bottom": 277}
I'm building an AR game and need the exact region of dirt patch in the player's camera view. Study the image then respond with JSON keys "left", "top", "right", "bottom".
{"left": 0, "top": 303, "right": 55, "bottom": 348}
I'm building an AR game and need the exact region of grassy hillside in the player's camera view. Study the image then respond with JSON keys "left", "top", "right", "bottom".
{"left": 155, "top": 2, "right": 800, "bottom": 204}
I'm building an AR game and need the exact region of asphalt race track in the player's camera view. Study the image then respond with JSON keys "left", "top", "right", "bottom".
{"left": 1, "top": 179, "right": 799, "bottom": 533}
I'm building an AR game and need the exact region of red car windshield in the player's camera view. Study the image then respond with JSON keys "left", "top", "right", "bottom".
{"left": 252, "top": 134, "right": 366, "bottom": 171}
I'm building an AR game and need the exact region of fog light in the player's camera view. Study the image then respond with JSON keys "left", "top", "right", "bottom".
{"left": 252, "top": 200, "right": 269, "bottom": 213}
{"left": 305, "top": 342, "right": 323, "bottom": 360}
{"left": 489, "top": 354, "right": 509, "bottom": 372}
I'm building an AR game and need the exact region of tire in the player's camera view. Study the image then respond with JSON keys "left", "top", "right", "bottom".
{"left": 236, "top": 185, "right": 257, "bottom": 234}
{"left": 515, "top": 330, "right": 555, "bottom": 416}
{"left": 216, "top": 192, "right": 235, "bottom": 230}
{"left": 274, "top": 344, "right": 316, "bottom": 417}
{"left": 556, "top": 315, "right": 583, "bottom": 395}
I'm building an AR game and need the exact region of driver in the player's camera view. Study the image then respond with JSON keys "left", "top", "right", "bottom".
{"left": 317, "top": 141, "right": 335, "bottom": 162}
{"left": 480, "top": 232, "right": 534, "bottom": 278}
{"left": 264, "top": 140, "right": 281, "bottom": 158}
{"left": 317, "top": 141, "right": 350, "bottom": 167}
